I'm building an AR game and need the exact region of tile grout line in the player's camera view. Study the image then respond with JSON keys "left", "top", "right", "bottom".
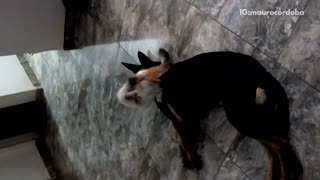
{"left": 118, "top": 43, "right": 137, "bottom": 62}
{"left": 212, "top": 149, "right": 228, "bottom": 178}
{"left": 186, "top": 0, "right": 320, "bottom": 95}
{"left": 183, "top": 1, "right": 292, "bottom": 80}
{"left": 278, "top": 63, "right": 320, "bottom": 94}
{"left": 116, "top": 0, "right": 129, "bottom": 43}
{"left": 213, "top": 132, "right": 250, "bottom": 180}
{"left": 226, "top": 133, "right": 252, "bottom": 180}
{"left": 232, "top": 160, "right": 253, "bottom": 180}
{"left": 185, "top": 2, "right": 260, "bottom": 54}
{"left": 185, "top": 0, "right": 298, "bottom": 64}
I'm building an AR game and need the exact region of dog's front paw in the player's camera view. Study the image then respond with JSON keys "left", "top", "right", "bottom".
{"left": 179, "top": 146, "right": 193, "bottom": 169}
{"left": 179, "top": 145, "right": 203, "bottom": 171}
{"left": 182, "top": 155, "right": 194, "bottom": 170}
{"left": 181, "top": 154, "right": 203, "bottom": 171}
{"left": 191, "top": 154, "right": 203, "bottom": 171}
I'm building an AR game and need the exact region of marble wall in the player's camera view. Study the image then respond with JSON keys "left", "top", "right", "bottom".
{"left": 25, "top": 0, "right": 320, "bottom": 179}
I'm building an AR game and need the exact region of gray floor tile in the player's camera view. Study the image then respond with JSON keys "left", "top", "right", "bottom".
{"left": 120, "top": 0, "right": 190, "bottom": 60}
{"left": 190, "top": 0, "right": 309, "bottom": 59}
{"left": 215, "top": 157, "right": 249, "bottom": 180}
{"left": 278, "top": 0, "right": 320, "bottom": 91}
{"left": 227, "top": 134, "right": 269, "bottom": 180}
{"left": 175, "top": 6, "right": 254, "bottom": 61}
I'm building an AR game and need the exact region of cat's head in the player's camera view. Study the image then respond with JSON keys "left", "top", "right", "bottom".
{"left": 117, "top": 48, "right": 171, "bottom": 108}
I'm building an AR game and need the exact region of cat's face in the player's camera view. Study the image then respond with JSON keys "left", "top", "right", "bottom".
{"left": 117, "top": 49, "right": 171, "bottom": 108}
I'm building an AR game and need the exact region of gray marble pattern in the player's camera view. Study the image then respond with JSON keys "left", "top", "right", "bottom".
{"left": 215, "top": 157, "right": 250, "bottom": 180}
{"left": 174, "top": 6, "right": 254, "bottom": 61}
{"left": 227, "top": 134, "right": 269, "bottom": 180}
{"left": 190, "top": 0, "right": 309, "bottom": 59}
{"left": 278, "top": 0, "right": 320, "bottom": 91}
{"left": 24, "top": 0, "right": 320, "bottom": 179}
{"left": 120, "top": 0, "right": 190, "bottom": 60}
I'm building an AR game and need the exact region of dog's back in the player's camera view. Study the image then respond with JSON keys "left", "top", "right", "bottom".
{"left": 160, "top": 51, "right": 288, "bottom": 135}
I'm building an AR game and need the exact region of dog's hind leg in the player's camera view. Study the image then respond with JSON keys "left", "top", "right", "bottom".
{"left": 277, "top": 142, "right": 303, "bottom": 180}
{"left": 258, "top": 141, "right": 282, "bottom": 180}
{"left": 257, "top": 136, "right": 303, "bottom": 180}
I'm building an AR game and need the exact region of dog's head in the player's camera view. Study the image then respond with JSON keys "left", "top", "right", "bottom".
{"left": 117, "top": 49, "right": 171, "bottom": 108}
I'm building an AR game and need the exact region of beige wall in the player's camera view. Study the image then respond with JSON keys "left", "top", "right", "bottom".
{"left": 0, "top": 140, "right": 50, "bottom": 180}
{"left": 0, "top": 0, "right": 65, "bottom": 56}
{"left": 0, "top": 55, "right": 38, "bottom": 108}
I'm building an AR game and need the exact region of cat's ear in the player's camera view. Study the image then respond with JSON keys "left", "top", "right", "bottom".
{"left": 121, "top": 62, "right": 142, "bottom": 74}
{"left": 159, "top": 48, "right": 171, "bottom": 66}
{"left": 138, "top": 51, "right": 161, "bottom": 68}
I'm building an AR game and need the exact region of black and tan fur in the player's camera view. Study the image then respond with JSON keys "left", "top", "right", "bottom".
{"left": 117, "top": 49, "right": 303, "bottom": 180}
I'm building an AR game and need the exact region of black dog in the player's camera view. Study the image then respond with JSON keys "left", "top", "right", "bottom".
{"left": 117, "top": 49, "right": 303, "bottom": 180}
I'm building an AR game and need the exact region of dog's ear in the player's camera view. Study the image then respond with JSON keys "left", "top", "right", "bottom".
{"left": 121, "top": 62, "right": 142, "bottom": 74}
{"left": 138, "top": 51, "right": 161, "bottom": 68}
